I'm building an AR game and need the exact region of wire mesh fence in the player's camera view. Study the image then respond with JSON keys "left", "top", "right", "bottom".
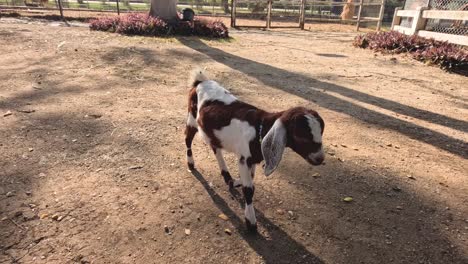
{"left": 426, "top": 0, "right": 468, "bottom": 35}
{"left": 232, "top": 0, "right": 387, "bottom": 29}
{"left": 0, "top": 0, "right": 391, "bottom": 30}
{"left": 400, "top": 0, "right": 467, "bottom": 36}
{"left": 0, "top": 0, "right": 233, "bottom": 14}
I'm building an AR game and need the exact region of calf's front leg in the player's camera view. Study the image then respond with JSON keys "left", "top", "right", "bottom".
{"left": 239, "top": 155, "right": 257, "bottom": 232}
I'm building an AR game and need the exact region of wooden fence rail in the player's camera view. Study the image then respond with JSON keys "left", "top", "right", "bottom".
{"left": 392, "top": 6, "right": 468, "bottom": 46}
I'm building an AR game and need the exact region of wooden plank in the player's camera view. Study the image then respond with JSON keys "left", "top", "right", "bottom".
{"left": 376, "top": 0, "right": 385, "bottom": 31}
{"left": 116, "top": 0, "right": 120, "bottom": 15}
{"left": 0, "top": 5, "right": 116, "bottom": 13}
{"left": 391, "top": 7, "right": 402, "bottom": 30}
{"left": 396, "top": 9, "right": 418, "bottom": 18}
{"left": 393, "top": 25, "right": 414, "bottom": 35}
{"left": 422, "top": 10, "right": 468, "bottom": 20}
{"left": 411, "top": 7, "right": 428, "bottom": 34}
{"left": 299, "top": 0, "right": 305, "bottom": 29}
{"left": 57, "top": 0, "right": 64, "bottom": 21}
{"left": 307, "top": 0, "right": 380, "bottom": 4}
{"left": 418, "top": 30, "right": 468, "bottom": 46}
{"left": 304, "top": 17, "right": 377, "bottom": 22}
{"left": 306, "top": 2, "right": 381, "bottom": 6}
{"left": 355, "top": 0, "right": 363, "bottom": 31}
{"left": 231, "top": 0, "right": 236, "bottom": 27}
{"left": 266, "top": 0, "right": 272, "bottom": 29}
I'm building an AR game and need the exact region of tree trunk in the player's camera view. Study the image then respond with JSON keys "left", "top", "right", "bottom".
{"left": 149, "top": 0, "right": 179, "bottom": 22}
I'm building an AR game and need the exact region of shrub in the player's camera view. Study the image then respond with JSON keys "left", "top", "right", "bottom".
{"left": 413, "top": 45, "right": 468, "bottom": 72}
{"left": 89, "top": 13, "right": 229, "bottom": 39}
{"left": 115, "top": 13, "right": 168, "bottom": 36}
{"left": 89, "top": 16, "right": 120, "bottom": 32}
{"left": 354, "top": 31, "right": 468, "bottom": 74}
{"left": 193, "top": 18, "right": 229, "bottom": 38}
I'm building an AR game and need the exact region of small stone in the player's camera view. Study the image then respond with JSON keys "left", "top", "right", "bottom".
{"left": 40, "top": 213, "right": 48, "bottom": 219}
{"left": 337, "top": 158, "right": 344, "bottom": 162}
{"left": 51, "top": 214, "right": 59, "bottom": 220}
{"left": 392, "top": 186, "right": 401, "bottom": 192}
{"left": 18, "top": 109, "right": 35, "bottom": 113}
{"left": 25, "top": 191, "right": 32, "bottom": 196}
{"left": 288, "top": 211, "right": 294, "bottom": 218}
{"left": 1, "top": 217, "right": 8, "bottom": 221}
{"left": 394, "top": 145, "right": 400, "bottom": 149}
{"left": 6, "top": 191, "right": 14, "bottom": 197}
{"left": 164, "top": 225, "right": 170, "bottom": 233}
{"left": 129, "top": 165, "right": 143, "bottom": 170}
{"left": 276, "top": 209, "right": 285, "bottom": 215}
{"left": 28, "top": 148, "right": 34, "bottom": 152}
{"left": 407, "top": 175, "right": 416, "bottom": 180}
{"left": 87, "top": 114, "right": 102, "bottom": 119}
{"left": 312, "top": 173, "right": 320, "bottom": 178}
{"left": 57, "top": 215, "right": 64, "bottom": 221}
{"left": 185, "top": 229, "right": 191, "bottom": 235}
{"left": 396, "top": 206, "right": 403, "bottom": 210}
{"left": 224, "top": 228, "right": 232, "bottom": 235}
{"left": 72, "top": 139, "right": 77, "bottom": 142}
{"left": 218, "top": 213, "right": 229, "bottom": 221}
{"left": 3, "top": 111, "right": 12, "bottom": 117}
{"left": 343, "top": 197, "right": 353, "bottom": 202}
{"left": 39, "top": 173, "right": 46, "bottom": 177}
{"left": 386, "top": 143, "right": 393, "bottom": 147}
{"left": 340, "top": 144, "right": 347, "bottom": 148}
{"left": 22, "top": 211, "right": 38, "bottom": 221}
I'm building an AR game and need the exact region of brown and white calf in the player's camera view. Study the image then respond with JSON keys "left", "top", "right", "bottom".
{"left": 184, "top": 70, "right": 325, "bottom": 232}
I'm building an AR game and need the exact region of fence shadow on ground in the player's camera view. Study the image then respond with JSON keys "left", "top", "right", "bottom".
{"left": 176, "top": 37, "right": 468, "bottom": 158}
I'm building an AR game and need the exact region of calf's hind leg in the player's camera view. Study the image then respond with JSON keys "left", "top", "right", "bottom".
{"left": 185, "top": 116, "right": 198, "bottom": 170}
{"left": 213, "top": 148, "right": 241, "bottom": 189}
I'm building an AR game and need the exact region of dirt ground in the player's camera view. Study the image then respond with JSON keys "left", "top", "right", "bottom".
{"left": 0, "top": 17, "right": 467, "bottom": 264}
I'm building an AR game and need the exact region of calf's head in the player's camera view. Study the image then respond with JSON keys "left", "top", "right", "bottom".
{"left": 261, "top": 107, "right": 325, "bottom": 176}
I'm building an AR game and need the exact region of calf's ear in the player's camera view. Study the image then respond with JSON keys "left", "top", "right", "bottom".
{"left": 261, "top": 119, "right": 287, "bottom": 176}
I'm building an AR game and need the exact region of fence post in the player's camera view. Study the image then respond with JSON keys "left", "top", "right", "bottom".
{"left": 299, "top": 0, "right": 306, "bottom": 30}
{"left": 231, "top": 0, "right": 236, "bottom": 27}
{"left": 116, "top": 0, "right": 120, "bottom": 15}
{"left": 376, "top": 0, "right": 386, "bottom": 31}
{"left": 266, "top": 0, "right": 272, "bottom": 29}
{"left": 356, "top": 0, "right": 364, "bottom": 31}
{"left": 391, "top": 6, "right": 401, "bottom": 30}
{"left": 57, "top": 0, "right": 65, "bottom": 21}
{"left": 411, "top": 6, "right": 428, "bottom": 34}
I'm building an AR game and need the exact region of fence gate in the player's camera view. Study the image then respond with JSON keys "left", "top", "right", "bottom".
{"left": 231, "top": 0, "right": 306, "bottom": 28}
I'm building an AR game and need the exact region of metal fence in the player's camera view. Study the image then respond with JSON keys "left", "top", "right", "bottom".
{"left": 0, "top": 0, "right": 232, "bottom": 15}
{"left": 426, "top": 0, "right": 468, "bottom": 35}
{"left": 0, "top": 0, "right": 389, "bottom": 30}
{"left": 232, "top": 0, "right": 387, "bottom": 29}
